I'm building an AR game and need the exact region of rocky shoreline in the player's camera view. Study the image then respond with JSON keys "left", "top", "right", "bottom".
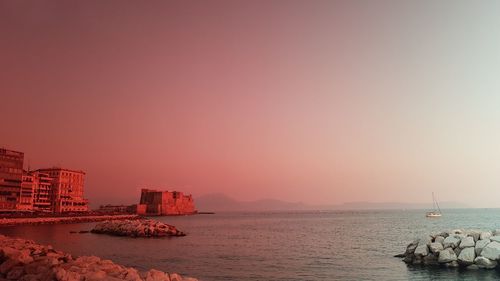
{"left": 91, "top": 219, "right": 186, "bottom": 237}
{"left": 0, "top": 234, "right": 198, "bottom": 281}
{"left": 397, "top": 229, "right": 500, "bottom": 269}
{"left": 0, "top": 214, "right": 141, "bottom": 226}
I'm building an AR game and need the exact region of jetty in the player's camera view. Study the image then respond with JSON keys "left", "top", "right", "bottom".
{"left": 91, "top": 219, "right": 186, "bottom": 237}
{"left": 0, "top": 214, "right": 140, "bottom": 226}
{"left": 397, "top": 229, "right": 500, "bottom": 269}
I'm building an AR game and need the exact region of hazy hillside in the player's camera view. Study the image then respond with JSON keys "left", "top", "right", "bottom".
{"left": 195, "top": 193, "right": 470, "bottom": 212}
{"left": 195, "top": 193, "right": 310, "bottom": 212}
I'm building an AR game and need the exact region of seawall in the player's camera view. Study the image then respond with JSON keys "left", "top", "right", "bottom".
{"left": 0, "top": 214, "right": 141, "bottom": 226}
{"left": 397, "top": 229, "right": 500, "bottom": 269}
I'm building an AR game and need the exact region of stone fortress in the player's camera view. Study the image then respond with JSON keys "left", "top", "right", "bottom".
{"left": 136, "top": 188, "right": 197, "bottom": 216}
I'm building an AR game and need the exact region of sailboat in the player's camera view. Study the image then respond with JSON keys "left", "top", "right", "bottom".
{"left": 426, "top": 192, "right": 442, "bottom": 218}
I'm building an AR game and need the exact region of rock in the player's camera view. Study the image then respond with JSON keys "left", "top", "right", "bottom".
{"left": 414, "top": 244, "right": 428, "bottom": 257}
{"left": 438, "top": 248, "right": 457, "bottom": 263}
{"left": 404, "top": 240, "right": 418, "bottom": 256}
{"left": 6, "top": 266, "right": 25, "bottom": 280}
{"left": 459, "top": 237, "right": 475, "bottom": 248}
{"left": 465, "top": 230, "right": 481, "bottom": 242}
{"left": 1, "top": 259, "right": 21, "bottom": 274}
{"left": 434, "top": 236, "right": 445, "bottom": 245}
{"left": 443, "top": 236, "right": 460, "bottom": 248}
{"left": 445, "top": 260, "right": 459, "bottom": 268}
{"left": 458, "top": 247, "right": 475, "bottom": 265}
{"left": 480, "top": 231, "right": 492, "bottom": 240}
{"left": 429, "top": 242, "right": 444, "bottom": 254}
{"left": 169, "top": 273, "right": 183, "bottom": 281}
{"left": 466, "top": 264, "right": 479, "bottom": 270}
{"left": 144, "top": 269, "right": 169, "bottom": 281}
{"left": 454, "top": 247, "right": 462, "bottom": 257}
{"left": 412, "top": 256, "right": 423, "bottom": 265}
{"left": 481, "top": 241, "right": 500, "bottom": 260}
{"left": 474, "top": 256, "right": 497, "bottom": 269}
{"left": 490, "top": 236, "right": 500, "bottom": 243}
{"left": 402, "top": 255, "right": 413, "bottom": 263}
{"left": 493, "top": 229, "right": 500, "bottom": 236}
{"left": 475, "top": 239, "right": 490, "bottom": 255}
{"left": 423, "top": 253, "right": 438, "bottom": 265}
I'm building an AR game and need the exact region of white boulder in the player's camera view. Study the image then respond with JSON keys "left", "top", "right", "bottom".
{"left": 457, "top": 247, "right": 475, "bottom": 265}
{"left": 434, "top": 236, "right": 445, "bottom": 244}
{"left": 480, "top": 231, "right": 492, "bottom": 240}
{"left": 474, "top": 256, "right": 497, "bottom": 269}
{"left": 429, "top": 242, "right": 444, "bottom": 254}
{"left": 480, "top": 241, "right": 500, "bottom": 260}
{"left": 414, "top": 244, "right": 429, "bottom": 257}
{"left": 438, "top": 248, "right": 457, "bottom": 263}
{"left": 465, "top": 230, "right": 481, "bottom": 242}
{"left": 459, "top": 236, "right": 475, "bottom": 248}
{"left": 475, "top": 239, "right": 490, "bottom": 255}
{"left": 443, "top": 236, "right": 460, "bottom": 248}
{"left": 489, "top": 236, "right": 500, "bottom": 243}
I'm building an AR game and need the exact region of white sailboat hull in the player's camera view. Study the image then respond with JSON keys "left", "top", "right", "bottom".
{"left": 426, "top": 212, "right": 442, "bottom": 218}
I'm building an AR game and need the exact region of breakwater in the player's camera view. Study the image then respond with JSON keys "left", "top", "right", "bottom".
{"left": 0, "top": 214, "right": 140, "bottom": 226}
{"left": 398, "top": 229, "right": 500, "bottom": 269}
{"left": 91, "top": 219, "right": 186, "bottom": 237}
{"left": 0, "top": 234, "right": 198, "bottom": 281}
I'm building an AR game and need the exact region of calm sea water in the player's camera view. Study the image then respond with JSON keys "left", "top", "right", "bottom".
{"left": 1, "top": 209, "right": 500, "bottom": 281}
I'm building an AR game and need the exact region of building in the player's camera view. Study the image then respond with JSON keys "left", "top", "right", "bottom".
{"left": 36, "top": 168, "right": 89, "bottom": 213}
{"left": 137, "top": 188, "right": 196, "bottom": 215}
{"left": 0, "top": 148, "right": 90, "bottom": 214}
{"left": 19, "top": 172, "right": 35, "bottom": 211}
{"left": 0, "top": 148, "right": 24, "bottom": 211}
{"left": 17, "top": 170, "right": 55, "bottom": 212}
{"left": 32, "top": 171, "right": 53, "bottom": 212}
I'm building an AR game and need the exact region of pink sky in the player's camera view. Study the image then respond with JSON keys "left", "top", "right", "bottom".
{"left": 2, "top": 1, "right": 500, "bottom": 207}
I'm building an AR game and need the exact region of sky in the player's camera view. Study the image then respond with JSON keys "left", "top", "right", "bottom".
{"left": 1, "top": 0, "right": 500, "bottom": 208}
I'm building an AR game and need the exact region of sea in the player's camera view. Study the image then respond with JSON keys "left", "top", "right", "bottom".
{"left": 1, "top": 209, "right": 500, "bottom": 281}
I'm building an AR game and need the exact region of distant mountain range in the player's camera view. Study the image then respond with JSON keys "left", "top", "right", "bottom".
{"left": 195, "top": 193, "right": 469, "bottom": 212}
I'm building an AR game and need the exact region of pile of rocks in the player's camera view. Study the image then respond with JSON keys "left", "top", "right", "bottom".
{"left": 91, "top": 219, "right": 186, "bottom": 238}
{"left": 397, "top": 229, "right": 500, "bottom": 269}
{"left": 0, "top": 235, "right": 198, "bottom": 281}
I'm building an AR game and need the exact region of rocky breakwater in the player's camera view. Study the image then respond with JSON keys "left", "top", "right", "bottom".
{"left": 91, "top": 219, "right": 186, "bottom": 237}
{"left": 397, "top": 229, "right": 500, "bottom": 269}
{"left": 0, "top": 235, "right": 198, "bottom": 281}
{"left": 0, "top": 214, "right": 140, "bottom": 226}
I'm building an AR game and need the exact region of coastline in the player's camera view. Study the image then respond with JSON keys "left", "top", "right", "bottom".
{"left": 0, "top": 214, "right": 141, "bottom": 227}
{"left": 0, "top": 234, "right": 198, "bottom": 280}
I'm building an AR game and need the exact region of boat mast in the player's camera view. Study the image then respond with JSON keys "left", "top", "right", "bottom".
{"left": 435, "top": 193, "right": 441, "bottom": 213}
{"left": 432, "top": 192, "right": 441, "bottom": 213}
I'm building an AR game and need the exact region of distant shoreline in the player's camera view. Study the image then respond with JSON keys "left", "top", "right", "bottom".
{"left": 0, "top": 214, "right": 140, "bottom": 226}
